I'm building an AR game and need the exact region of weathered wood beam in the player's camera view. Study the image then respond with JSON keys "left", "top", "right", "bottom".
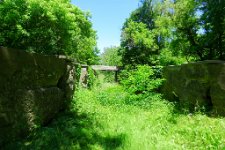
{"left": 91, "top": 65, "right": 119, "bottom": 71}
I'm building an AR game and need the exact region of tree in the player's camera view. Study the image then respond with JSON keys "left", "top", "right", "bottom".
{"left": 120, "top": 21, "right": 159, "bottom": 65}
{"left": 121, "top": 0, "right": 225, "bottom": 65}
{"left": 101, "top": 46, "right": 122, "bottom": 66}
{"left": 199, "top": 0, "right": 225, "bottom": 59}
{"left": 162, "top": 0, "right": 225, "bottom": 60}
{"left": 120, "top": 0, "right": 161, "bottom": 66}
{"left": 127, "top": 0, "right": 155, "bottom": 30}
{"left": 0, "top": 0, "right": 98, "bottom": 64}
{"left": 170, "top": 0, "right": 205, "bottom": 60}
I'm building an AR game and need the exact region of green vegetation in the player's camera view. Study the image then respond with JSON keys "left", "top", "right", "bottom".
{"left": 4, "top": 71, "right": 225, "bottom": 150}
{"left": 120, "top": 65, "right": 163, "bottom": 95}
{"left": 119, "top": 0, "right": 225, "bottom": 66}
{"left": 75, "top": 83, "right": 225, "bottom": 150}
{"left": 100, "top": 46, "right": 122, "bottom": 66}
{"left": 0, "top": 0, "right": 98, "bottom": 64}
{"left": 4, "top": 83, "right": 225, "bottom": 149}
{"left": 99, "top": 46, "right": 122, "bottom": 83}
{"left": 120, "top": 0, "right": 161, "bottom": 66}
{"left": 2, "top": 0, "right": 225, "bottom": 149}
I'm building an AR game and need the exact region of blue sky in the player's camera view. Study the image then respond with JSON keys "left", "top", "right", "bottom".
{"left": 71, "top": 0, "right": 139, "bottom": 53}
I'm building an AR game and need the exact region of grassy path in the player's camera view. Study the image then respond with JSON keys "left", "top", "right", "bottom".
{"left": 74, "top": 83, "right": 225, "bottom": 150}
{"left": 5, "top": 83, "right": 225, "bottom": 150}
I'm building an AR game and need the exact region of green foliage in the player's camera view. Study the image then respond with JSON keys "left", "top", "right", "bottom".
{"left": 87, "top": 67, "right": 96, "bottom": 88}
{"left": 170, "top": 0, "right": 204, "bottom": 60}
{"left": 74, "top": 83, "right": 225, "bottom": 150}
{"left": 127, "top": 0, "right": 155, "bottom": 30}
{"left": 0, "top": 0, "right": 98, "bottom": 64}
{"left": 120, "top": 21, "right": 159, "bottom": 66}
{"left": 157, "top": 0, "right": 225, "bottom": 60}
{"left": 159, "top": 49, "right": 188, "bottom": 66}
{"left": 99, "top": 71, "right": 116, "bottom": 83}
{"left": 74, "top": 63, "right": 81, "bottom": 89}
{"left": 5, "top": 83, "right": 225, "bottom": 149}
{"left": 120, "top": 0, "right": 187, "bottom": 66}
{"left": 100, "top": 46, "right": 122, "bottom": 66}
{"left": 120, "top": 0, "right": 161, "bottom": 66}
{"left": 120, "top": 65, "right": 164, "bottom": 94}
{"left": 199, "top": 0, "right": 225, "bottom": 59}
{"left": 120, "top": 0, "right": 225, "bottom": 66}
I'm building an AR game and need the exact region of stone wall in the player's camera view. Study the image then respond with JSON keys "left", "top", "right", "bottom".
{"left": 79, "top": 65, "right": 88, "bottom": 87}
{"left": 163, "top": 60, "right": 225, "bottom": 115}
{"left": 0, "top": 47, "right": 75, "bottom": 146}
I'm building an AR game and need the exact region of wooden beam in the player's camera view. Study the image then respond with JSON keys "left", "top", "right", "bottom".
{"left": 91, "top": 65, "right": 119, "bottom": 71}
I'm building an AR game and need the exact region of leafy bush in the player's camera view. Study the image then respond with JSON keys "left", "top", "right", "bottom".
{"left": 100, "top": 71, "right": 116, "bottom": 83}
{"left": 159, "top": 49, "right": 187, "bottom": 66}
{"left": 120, "top": 65, "right": 164, "bottom": 95}
{"left": 87, "top": 67, "right": 97, "bottom": 88}
{"left": 74, "top": 64, "right": 81, "bottom": 89}
{"left": 0, "top": 0, "right": 98, "bottom": 64}
{"left": 101, "top": 46, "right": 122, "bottom": 66}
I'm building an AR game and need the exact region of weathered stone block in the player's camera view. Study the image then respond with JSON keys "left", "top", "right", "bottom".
{"left": 162, "top": 60, "right": 225, "bottom": 115}
{"left": 210, "top": 83, "right": 225, "bottom": 115}
{"left": 0, "top": 47, "right": 76, "bottom": 146}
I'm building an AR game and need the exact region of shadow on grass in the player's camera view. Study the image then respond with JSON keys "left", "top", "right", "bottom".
{"left": 3, "top": 109, "right": 125, "bottom": 150}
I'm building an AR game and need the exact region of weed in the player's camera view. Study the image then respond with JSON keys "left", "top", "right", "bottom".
{"left": 5, "top": 83, "right": 225, "bottom": 150}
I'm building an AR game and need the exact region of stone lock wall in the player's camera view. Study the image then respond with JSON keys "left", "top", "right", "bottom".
{"left": 163, "top": 60, "right": 225, "bottom": 115}
{"left": 0, "top": 47, "right": 75, "bottom": 146}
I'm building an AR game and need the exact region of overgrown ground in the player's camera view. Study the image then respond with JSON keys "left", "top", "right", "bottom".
{"left": 5, "top": 81, "right": 225, "bottom": 150}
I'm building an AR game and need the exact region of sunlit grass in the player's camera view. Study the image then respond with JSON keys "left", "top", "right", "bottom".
{"left": 75, "top": 83, "right": 225, "bottom": 150}
{"left": 4, "top": 83, "right": 225, "bottom": 150}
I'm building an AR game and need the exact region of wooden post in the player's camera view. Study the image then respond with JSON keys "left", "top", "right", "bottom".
{"left": 115, "top": 71, "right": 118, "bottom": 82}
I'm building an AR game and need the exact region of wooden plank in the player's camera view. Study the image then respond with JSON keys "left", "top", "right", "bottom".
{"left": 91, "top": 65, "right": 119, "bottom": 71}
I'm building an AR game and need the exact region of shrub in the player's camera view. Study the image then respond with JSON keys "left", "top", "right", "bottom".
{"left": 87, "top": 67, "right": 97, "bottom": 88}
{"left": 0, "top": 0, "right": 98, "bottom": 64}
{"left": 120, "top": 65, "right": 164, "bottom": 95}
{"left": 74, "top": 64, "right": 81, "bottom": 89}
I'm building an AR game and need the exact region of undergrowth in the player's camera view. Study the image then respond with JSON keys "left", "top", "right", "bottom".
{"left": 4, "top": 77, "right": 225, "bottom": 149}
{"left": 74, "top": 83, "right": 225, "bottom": 150}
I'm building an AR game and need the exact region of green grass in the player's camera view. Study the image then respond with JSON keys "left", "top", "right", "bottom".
{"left": 4, "top": 83, "right": 225, "bottom": 150}
{"left": 75, "top": 83, "right": 225, "bottom": 150}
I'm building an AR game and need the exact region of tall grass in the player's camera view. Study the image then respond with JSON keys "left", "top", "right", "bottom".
{"left": 75, "top": 83, "right": 225, "bottom": 150}
{"left": 4, "top": 82, "right": 225, "bottom": 150}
